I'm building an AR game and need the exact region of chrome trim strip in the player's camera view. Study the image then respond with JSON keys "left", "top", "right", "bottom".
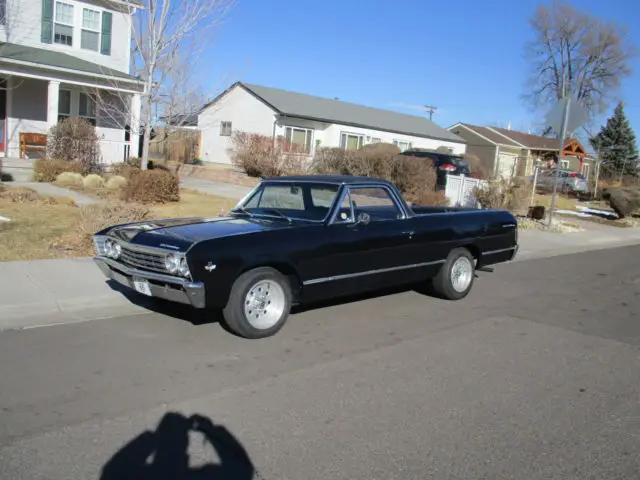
{"left": 95, "top": 234, "right": 181, "bottom": 256}
{"left": 483, "top": 246, "right": 517, "bottom": 256}
{"left": 302, "top": 259, "right": 446, "bottom": 286}
{"left": 95, "top": 257, "right": 190, "bottom": 285}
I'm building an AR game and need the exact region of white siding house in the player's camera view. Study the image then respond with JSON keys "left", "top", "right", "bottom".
{"left": 0, "top": 0, "right": 144, "bottom": 163}
{"left": 197, "top": 82, "right": 467, "bottom": 164}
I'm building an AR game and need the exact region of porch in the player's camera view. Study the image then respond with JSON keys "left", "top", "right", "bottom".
{"left": 0, "top": 43, "right": 144, "bottom": 165}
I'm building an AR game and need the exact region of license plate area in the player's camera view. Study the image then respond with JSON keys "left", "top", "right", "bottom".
{"left": 133, "top": 277, "right": 152, "bottom": 296}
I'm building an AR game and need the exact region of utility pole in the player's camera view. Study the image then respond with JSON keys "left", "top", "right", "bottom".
{"left": 424, "top": 105, "right": 437, "bottom": 121}
{"left": 548, "top": 96, "right": 571, "bottom": 229}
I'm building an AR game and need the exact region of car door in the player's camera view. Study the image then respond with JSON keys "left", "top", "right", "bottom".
{"left": 301, "top": 185, "right": 415, "bottom": 300}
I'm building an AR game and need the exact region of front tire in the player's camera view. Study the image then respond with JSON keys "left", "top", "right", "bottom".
{"left": 431, "top": 248, "right": 475, "bottom": 300}
{"left": 222, "top": 267, "right": 292, "bottom": 339}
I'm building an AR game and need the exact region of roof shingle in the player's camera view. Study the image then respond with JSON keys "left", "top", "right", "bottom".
{"left": 454, "top": 123, "right": 522, "bottom": 147}
{"left": 225, "top": 82, "right": 465, "bottom": 144}
{"left": 0, "top": 42, "right": 138, "bottom": 81}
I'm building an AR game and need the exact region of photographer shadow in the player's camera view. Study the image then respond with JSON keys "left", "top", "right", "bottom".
{"left": 99, "top": 411, "right": 255, "bottom": 480}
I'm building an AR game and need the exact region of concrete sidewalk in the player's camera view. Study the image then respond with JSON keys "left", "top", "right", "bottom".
{"left": 1, "top": 225, "right": 639, "bottom": 331}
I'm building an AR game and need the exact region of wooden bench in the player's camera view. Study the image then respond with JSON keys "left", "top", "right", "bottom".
{"left": 19, "top": 132, "right": 48, "bottom": 158}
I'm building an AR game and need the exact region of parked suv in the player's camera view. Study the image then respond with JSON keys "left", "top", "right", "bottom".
{"left": 399, "top": 149, "right": 470, "bottom": 190}
{"left": 535, "top": 168, "right": 589, "bottom": 194}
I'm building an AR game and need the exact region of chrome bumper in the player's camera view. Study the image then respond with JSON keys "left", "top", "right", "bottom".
{"left": 510, "top": 244, "right": 519, "bottom": 260}
{"left": 94, "top": 257, "right": 206, "bottom": 308}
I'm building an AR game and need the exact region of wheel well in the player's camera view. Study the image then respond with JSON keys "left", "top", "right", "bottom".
{"left": 461, "top": 244, "right": 481, "bottom": 265}
{"left": 242, "top": 263, "right": 303, "bottom": 300}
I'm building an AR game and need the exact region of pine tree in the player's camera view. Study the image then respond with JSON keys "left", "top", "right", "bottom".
{"left": 590, "top": 102, "right": 639, "bottom": 177}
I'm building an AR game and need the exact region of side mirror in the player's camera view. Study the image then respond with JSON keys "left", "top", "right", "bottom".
{"left": 356, "top": 212, "right": 370, "bottom": 226}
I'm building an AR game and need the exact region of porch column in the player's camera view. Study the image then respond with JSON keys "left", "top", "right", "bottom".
{"left": 130, "top": 93, "right": 141, "bottom": 158}
{"left": 47, "top": 80, "right": 60, "bottom": 128}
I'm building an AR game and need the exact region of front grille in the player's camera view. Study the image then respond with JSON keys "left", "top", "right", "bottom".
{"left": 120, "top": 246, "right": 167, "bottom": 273}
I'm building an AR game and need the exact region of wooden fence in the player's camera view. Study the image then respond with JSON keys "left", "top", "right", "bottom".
{"left": 148, "top": 127, "right": 201, "bottom": 164}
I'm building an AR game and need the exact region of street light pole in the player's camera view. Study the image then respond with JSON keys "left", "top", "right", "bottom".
{"left": 548, "top": 97, "right": 571, "bottom": 229}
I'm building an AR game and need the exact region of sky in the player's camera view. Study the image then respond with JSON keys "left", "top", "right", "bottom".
{"left": 198, "top": 0, "right": 640, "bottom": 140}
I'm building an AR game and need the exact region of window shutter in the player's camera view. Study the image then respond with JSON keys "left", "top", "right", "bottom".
{"left": 100, "top": 11, "right": 112, "bottom": 55}
{"left": 41, "top": 0, "right": 54, "bottom": 44}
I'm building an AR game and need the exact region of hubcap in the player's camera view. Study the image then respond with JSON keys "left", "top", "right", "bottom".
{"left": 243, "top": 279, "right": 286, "bottom": 330}
{"left": 451, "top": 256, "right": 473, "bottom": 293}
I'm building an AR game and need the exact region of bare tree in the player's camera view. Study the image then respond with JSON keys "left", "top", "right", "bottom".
{"left": 523, "top": 1, "right": 636, "bottom": 119}
{"left": 131, "top": 0, "right": 234, "bottom": 169}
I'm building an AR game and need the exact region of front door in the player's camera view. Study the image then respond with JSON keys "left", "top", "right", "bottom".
{"left": 0, "top": 80, "right": 6, "bottom": 153}
{"left": 300, "top": 185, "right": 415, "bottom": 301}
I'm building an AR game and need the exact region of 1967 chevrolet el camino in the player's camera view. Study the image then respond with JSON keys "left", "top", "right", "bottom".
{"left": 93, "top": 175, "right": 518, "bottom": 339}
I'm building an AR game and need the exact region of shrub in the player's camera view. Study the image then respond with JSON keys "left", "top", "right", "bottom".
{"left": 463, "top": 153, "right": 491, "bottom": 180}
{"left": 111, "top": 162, "right": 140, "bottom": 180}
{"left": 1, "top": 172, "right": 14, "bottom": 182}
{"left": 602, "top": 187, "right": 640, "bottom": 218}
{"left": 124, "top": 169, "right": 180, "bottom": 203}
{"left": 106, "top": 175, "right": 128, "bottom": 190}
{"left": 83, "top": 174, "right": 105, "bottom": 190}
{"left": 312, "top": 147, "right": 351, "bottom": 174}
{"left": 47, "top": 117, "right": 102, "bottom": 173}
{"left": 67, "top": 203, "right": 151, "bottom": 253}
{"left": 33, "top": 158, "right": 84, "bottom": 182}
{"left": 473, "top": 176, "right": 533, "bottom": 213}
{"left": 229, "top": 132, "right": 308, "bottom": 177}
{"left": 55, "top": 172, "right": 84, "bottom": 189}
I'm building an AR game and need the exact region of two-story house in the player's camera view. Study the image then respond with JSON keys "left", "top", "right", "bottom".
{"left": 193, "top": 82, "right": 466, "bottom": 164}
{"left": 0, "top": 0, "right": 144, "bottom": 163}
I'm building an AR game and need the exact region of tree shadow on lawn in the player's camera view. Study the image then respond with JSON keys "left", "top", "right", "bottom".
{"left": 107, "top": 278, "right": 444, "bottom": 331}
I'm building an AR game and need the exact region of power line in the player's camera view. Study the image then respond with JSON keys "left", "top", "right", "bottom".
{"left": 424, "top": 105, "right": 438, "bottom": 121}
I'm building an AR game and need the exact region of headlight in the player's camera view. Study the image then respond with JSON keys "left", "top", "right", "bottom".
{"left": 165, "top": 253, "right": 180, "bottom": 274}
{"left": 178, "top": 257, "right": 190, "bottom": 277}
{"left": 104, "top": 238, "right": 121, "bottom": 260}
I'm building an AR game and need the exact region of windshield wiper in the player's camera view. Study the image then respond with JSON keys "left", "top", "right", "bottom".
{"left": 230, "top": 206, "right": 253, "bottom": 217}
{"left": 260, "top": 209, "right": 293, "bottom": 223}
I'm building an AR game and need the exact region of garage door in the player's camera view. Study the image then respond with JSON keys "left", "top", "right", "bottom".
{"left": 497, "top": 153, "right": 517, "bottom": 179}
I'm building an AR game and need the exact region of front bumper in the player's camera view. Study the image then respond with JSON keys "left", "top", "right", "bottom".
{"left": 94, "top": 256, "right": 206, "bottom": 308}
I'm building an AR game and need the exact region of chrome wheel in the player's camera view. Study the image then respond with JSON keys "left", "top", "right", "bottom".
{"left": 451, "top": 256, "right": 473, "bottom": 293}
{"left": 243, "top": 279, "right": 286, "bottom": 330}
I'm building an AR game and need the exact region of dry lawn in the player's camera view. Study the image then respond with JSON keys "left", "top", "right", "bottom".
{"left": 0, "top": 187, "right": 235, "bottom": 261}
{"left": 533, "top": 194, "right": 579, "bottom": 211}
{"left": 0, "top": 189, "right": 81, "bottom": 261}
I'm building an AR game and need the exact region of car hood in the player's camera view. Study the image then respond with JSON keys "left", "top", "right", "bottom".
{"left": 107, "top": 215, "right": 291, "bottom": 250}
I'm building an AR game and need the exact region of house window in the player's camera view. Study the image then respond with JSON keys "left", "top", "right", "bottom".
{"left": 220, "top": 121, "right": 232, "bottom": 136}
{"left": 81, "top": 8, "right": 101, "bottom": 51}
{"left": 79, "top": 92, "right": 97, "bottom": 126}
{"left": 370, "top": 137, "right": 381, "bottom": 144}
{"left": 0, "top": 0, "right": 6, "bottom": 25}
{"left": 560, "top": 160, "right": 569, "bottom": 169}
{"left": 54, "top": 2, "right": 74, "bottom": 46}
{"left": 393, "top": 140, "right": 412, "bottom": 152}
{"left": 285, "top": 126, "right": 313, "bottom": 153}
{"left": 58, "top": 89, "right": 71, "bottom": 122}
{"left": 340, "top": 132, "right": 364, "bottom": 150}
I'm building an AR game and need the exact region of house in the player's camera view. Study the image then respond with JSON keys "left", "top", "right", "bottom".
{"left": 195, "top": 82, "right": 466, "bottom": 165}
{"left": 0, "top": 0, "right": 144, "bottom": 163}
{"left": 447, "top": 123, "right": 594, "bottom": 180}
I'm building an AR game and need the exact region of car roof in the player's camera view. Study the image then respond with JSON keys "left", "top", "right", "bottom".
{"left": 262, "top": 174, "right": 394, "bottom": 186}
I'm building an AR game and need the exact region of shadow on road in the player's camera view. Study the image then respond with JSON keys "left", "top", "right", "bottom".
{"left": 107, "top": 278, "right": 443, "bottom": 334}
{"left": 99, "top": 412, "right": 256, "bottom": 480}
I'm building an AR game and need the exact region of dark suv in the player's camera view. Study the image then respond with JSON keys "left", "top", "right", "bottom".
{"left": 399, "top": 149, "right": 470, "bottom": 190}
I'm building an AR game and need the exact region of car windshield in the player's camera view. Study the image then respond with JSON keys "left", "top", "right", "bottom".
{"left": 234, "top": 182, "right": 341, "bottom": 222}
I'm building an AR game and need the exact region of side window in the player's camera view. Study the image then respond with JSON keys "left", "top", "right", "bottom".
{"left": 349, "top": 187, "right": 402, "bottom": 221}
{"left": 333, "top": 191, "right": 354, "bottom": 224}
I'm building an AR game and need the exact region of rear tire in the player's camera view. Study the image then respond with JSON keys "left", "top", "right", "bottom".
{"left": 431, "top": 248, "right": 475, "bottom": 300}
{"left": 222, "top": 267, "right": 292, "bottom": 339}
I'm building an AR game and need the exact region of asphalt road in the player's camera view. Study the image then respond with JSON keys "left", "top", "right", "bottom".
{"left": 1, "top": 246, "right": 639, "bottom": 479}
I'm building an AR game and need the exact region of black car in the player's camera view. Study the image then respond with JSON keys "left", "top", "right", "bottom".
{"left": 93, "top": 175, "right": 518, "bottom": 339}
{"left": 399, "top": 149, "right": 471, "bottom": 190}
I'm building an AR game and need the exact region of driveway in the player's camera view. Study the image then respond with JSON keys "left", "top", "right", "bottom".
{"left": 180, "top": 176, "right": 252, "bottom": 200}
{"left": 0, "top": 246, "right": 639, "bottom": 479}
